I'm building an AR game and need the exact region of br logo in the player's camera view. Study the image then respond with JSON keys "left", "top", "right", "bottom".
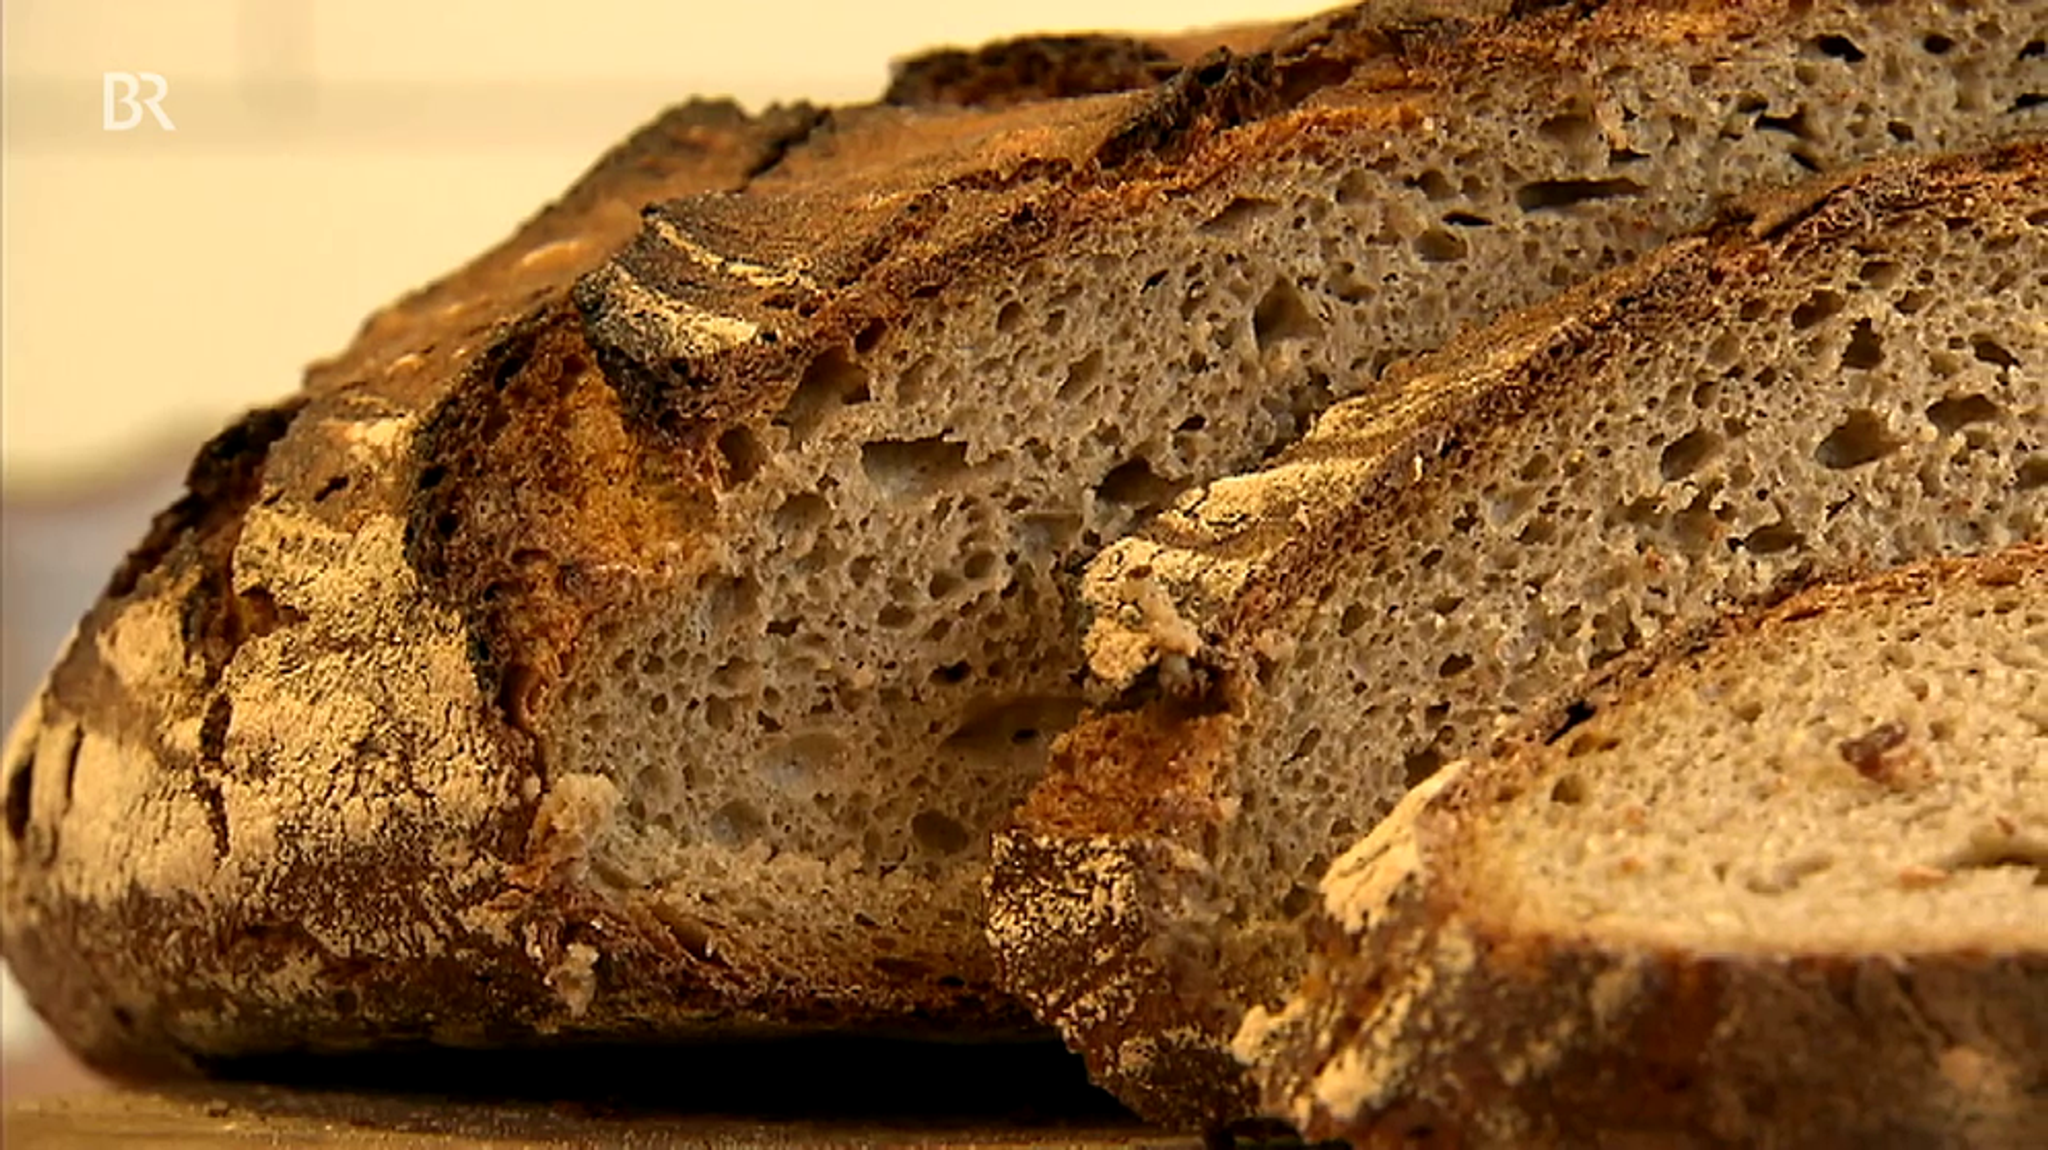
{"left": 103, "top": 72, "right": 176, "bottom": 131}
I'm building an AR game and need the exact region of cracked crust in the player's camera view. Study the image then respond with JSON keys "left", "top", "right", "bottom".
{"left": 1238, "top": 546, "right": 2048, "bottom": 1147}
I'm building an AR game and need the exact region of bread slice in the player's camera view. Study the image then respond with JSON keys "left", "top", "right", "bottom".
{"left": 5, "top": 1, "right": 2043, "bottom": 1074}
{"left": 990, "top": 140, "right": 2048, "bottom": 1125}
{"left": 1235, "top": 544, "right": 2048, "bottom": 1147}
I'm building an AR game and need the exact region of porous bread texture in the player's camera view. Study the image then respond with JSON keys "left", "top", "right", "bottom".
{"left": 554, "top": 0, "right": 2048, "bottom": 1016}
{"left": 4, "top": 0, "right": 2044, "bottom": 1075}
{"left": 1468, "top": 560, "right": 2048, "bottom": 958}
{"left": 1236, "top": 546, "right": 2048, "bottom": 1148}
{"left": 995, "top": 140, "right": 2048, "bottom": 1126}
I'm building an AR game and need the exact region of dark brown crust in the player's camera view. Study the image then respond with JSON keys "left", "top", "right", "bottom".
{"left": 1259, "top": 546, "right": 2048, "bottom": 1147}
{"left": 886, "top": 35, "right": 1184, "bottom": 110}
{"left": 998, "top": 139, "right": 2048, "bottom": 1128}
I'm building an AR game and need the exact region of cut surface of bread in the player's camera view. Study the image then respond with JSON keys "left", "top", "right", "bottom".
{"left": 1235, "top": 544, "right": 2048, "bottom": 1148}
{"left": 4, "top": 0, "right": 2044, "bottom": 1075}
{"left": 991, "top": 140, "right": 2048, "bottom": 1125}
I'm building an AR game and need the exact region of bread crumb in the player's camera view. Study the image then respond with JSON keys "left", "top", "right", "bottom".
{"left": 515, "top": 237, "right": 588, "bottom": 270}
{"left": 1838, "top": 720, "right": 1934, "bottom": 788}
{"left": 1897, "top": 864, "right": 1951, "bottom": 889}
{"left": 546, "top": 941, "right": 601, "bottom": 1017}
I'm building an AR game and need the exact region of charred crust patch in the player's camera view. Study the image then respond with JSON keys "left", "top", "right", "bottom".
{"left": 1093, "top": 51, "right": 1292, "bottom": 172}
{"left": 886, "top": 35, "right": 1180, "bottom": 110}
{"left": 405, "top": 304, "right": 700, "bottom": 742}
{"left": 574, "top": 100, "right": 825, "bottom": 202}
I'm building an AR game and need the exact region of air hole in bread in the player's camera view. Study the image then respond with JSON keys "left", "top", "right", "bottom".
{"left": 708, "top": 799, "right": 766, "bottom": 847}
{"left": 1548, "top": 774, "right": 1590, "bottom": 804}
{"left": 911, "top": 810, "right": 971, "bottom": 855}
{"left": 1412, "top": 228, "right": 1468, "bottom": 263}
{"left": 1056, "top": 350, "right": 1104, "bottom": 402}
{"left": 994, "top": 301, "right": 1024, "bottom": 335}
{"left": 1944, "top": 841, "right": 2048, "bottom": 885}
{"left": 1402, "top": 747, "right": 1443, "bottom": 788}
{"left": 1755, "top": 106, "right": 1814, "bottom": 140}
{"left": 1842, "top": 319, "right": 1886, "bottom": 370}
{"left": 1291, "top": 728, "right": 1323, "bottom": 761}
{"left": 1814, "top": 410, "right": 1903, "bottom": 469}
{"left": 1537, "top": 112, "right": 1597, "bottom": 150}
{"left": 1809, "top": 34, "right": 1867, "bottom": 63}
{"left": 1971, "top": 335, "right": 2021, "bottom": 369}
{"left": 861, "top": 437, "right": 971, "bottom": 499}
{"left": 1408, "top": 169, "right": 1455, "bottom": 201}
{"left": 1659, "top": 428, "right": 1721, "bottom": 481}
{"left": 772, "top": 493, "right": 830, "bottom": 538}
{"left": 1791, "top": 289, "right": 1845, "bottom": 328}
{"left": 1252, "top": 278, "right": 1321, "bottom": 347}
{"left": 1096, "top": 458, "right": 1177, "bottom": 512}
{"left": 1513, "top": 178, "right": 1645, "bottom": 212}
{"left": 1200, "top": 196, "right": 1280, "bottom": 235}
{"left": 1927, "top": 394, "right": 2004, "bottom": 436}
{"left": 777, "top": 348, "right": 871, "bottom": 447}
{"left": 1741, "top": 521, "right": 1805, "bottom": 554}
{"left": 703, "top": 575, "right": 761, "bottom": 632}
{"left": 717, "top": 427, "right": 765, "bottom": 486}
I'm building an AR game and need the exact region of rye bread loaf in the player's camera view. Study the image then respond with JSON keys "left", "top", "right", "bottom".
{"left": 1235, "top": 544, "right": 2048, "bottom": 1148}
{"left": 990, "top": 139, "right": 2048, "bottom": 1126}
{"left": 4, "top": 0, "right": 2043, "bottom": 1075}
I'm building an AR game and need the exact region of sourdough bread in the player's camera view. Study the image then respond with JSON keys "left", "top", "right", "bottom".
{"left": 991, "top": 140, "right": 2048, "bottom": 1125}
{"left": 5, "top": 1, "right": 2043, "bottom": 1074}
{"left": 1236, "top": 544, "right": 2048, "bottom": 1148}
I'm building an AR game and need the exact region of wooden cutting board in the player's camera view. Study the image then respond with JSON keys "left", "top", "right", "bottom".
{"left": 5, "top": 1084, "right": 1199, "bottom": 1148}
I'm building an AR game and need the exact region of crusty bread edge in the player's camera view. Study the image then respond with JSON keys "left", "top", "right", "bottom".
{"left": 1237, "top": 545, "right": 2048, "bottom": 1147}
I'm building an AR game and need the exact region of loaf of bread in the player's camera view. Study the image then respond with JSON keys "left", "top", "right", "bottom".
{"left": 1236, "top": 543, "right": 2047, "bottom": 1147}
{"left": 3, "top": 0, "right": 2041, "bottom": 1077}
{"left": 991, "top": 139, "right": 2047, "bottom": 1125}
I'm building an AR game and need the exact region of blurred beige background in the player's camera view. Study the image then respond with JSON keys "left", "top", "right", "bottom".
{"left": 0, "top": 0, "right": 1325, "bottom": 1100}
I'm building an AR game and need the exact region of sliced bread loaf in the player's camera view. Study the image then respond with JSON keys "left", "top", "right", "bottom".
{"left": 1236, "top": 543, "right": 2048, "bottom": 1147}
{"left": 990, "top": 140, "right": 2048, "bottom": 1125}
{"left": 5, "top": 1, "right": 2043, "bottom": 1073}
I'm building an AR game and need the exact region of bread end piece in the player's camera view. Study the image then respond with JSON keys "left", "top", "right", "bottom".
{"left": 1243, "top": 548, "right": 2048, "bottom": 1147}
